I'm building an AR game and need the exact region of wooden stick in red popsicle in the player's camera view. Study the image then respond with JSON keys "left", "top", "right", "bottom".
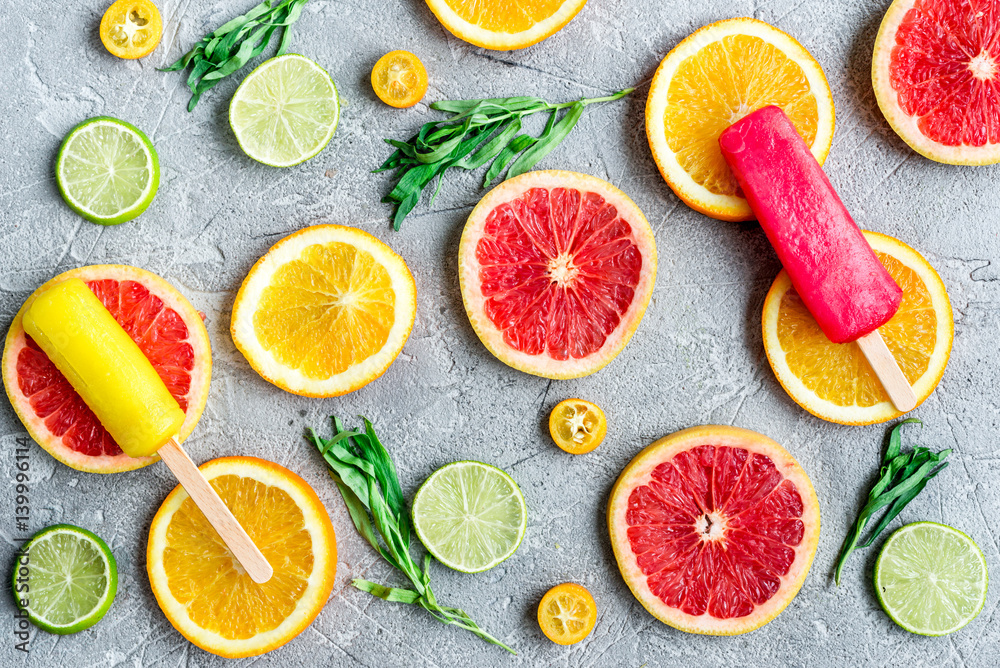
{"left": 719, "top": 106, "right": 917, "bottom": 413}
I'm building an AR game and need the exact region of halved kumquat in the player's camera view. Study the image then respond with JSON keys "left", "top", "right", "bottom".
{"left": 100, "top": 0, "right": 162, "bottom": 59}
{"left": 371, "top": 51, "right": 428, "bottom": 108}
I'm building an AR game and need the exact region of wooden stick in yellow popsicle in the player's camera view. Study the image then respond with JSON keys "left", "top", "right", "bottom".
{"left": 22, "top": 278, "right": 273, "bottom": 584}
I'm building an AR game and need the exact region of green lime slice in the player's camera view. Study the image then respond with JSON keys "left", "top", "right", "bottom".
{"left": 412, "top": 460, "right": 527, "bottom": 574}
{"left": 874, "top": 522, "right": 988, "bottom": 636}
{"left": 55, "top": 116, "right": 159, "bottom": 225}
{"left": 229, "top": 54, "right": 340, "bottom": 167}
{"left": 11, "top": 524, "right": 118, "bottom": 634}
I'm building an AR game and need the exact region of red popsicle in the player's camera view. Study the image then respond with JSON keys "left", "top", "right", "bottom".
{"left": 719, "top": 105, "right": 915, "bottom": 411}
{"left": 719, "top": 106, "right": 901, "bottom": 342}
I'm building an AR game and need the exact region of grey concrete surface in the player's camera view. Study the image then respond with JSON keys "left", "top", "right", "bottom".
{"left": 1, "top": 0, "right": 999, "bottom": 666}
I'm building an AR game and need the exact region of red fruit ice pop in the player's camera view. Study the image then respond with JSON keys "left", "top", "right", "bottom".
{"left": 719, "top": 105, "right": 916, "bottom": 412}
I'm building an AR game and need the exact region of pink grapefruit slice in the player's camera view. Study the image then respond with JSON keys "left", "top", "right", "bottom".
{"left": 458, "top": 170, "right": 657, "bottom": 379}
{"left": 873, "top": 0, "right": 1000, "bottom": 164}
{"left": 3, "top": 265, "right": 212, "bottom": 473}
{"left": 608, "top": 425, "right": 820, "bottom": 635}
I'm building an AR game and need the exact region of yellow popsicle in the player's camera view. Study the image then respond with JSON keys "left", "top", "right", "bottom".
{"left": 21, "top": 278, "right": 184, "bottom": 458}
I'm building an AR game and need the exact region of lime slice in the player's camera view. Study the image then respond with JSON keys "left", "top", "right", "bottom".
{"left": 874, "top": 522, "right": 988, "bottom": 636}
{"left": 229, "top": 54, "right": 340, "bottom": 167}
{"left": 412, "top": 461, "right": 527, "bottom": 573}
{"left": 55, "top": 116, "right": 159, "bottom": 225}
{"left": 12, "top": 524, "right": 118, "bottom": 634}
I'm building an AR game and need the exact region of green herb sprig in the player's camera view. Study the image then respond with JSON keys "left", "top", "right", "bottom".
{"left": 834, "top": 419, "right": 951, "bottom": 584}
{"left": 376, "top": 88, "right": 633, "bottom": 229}
{"left": 161, "top": 0, "right": 311, "bottom": 111}
{"left": 307, "top": 417, "right": 515, "bottom": 654}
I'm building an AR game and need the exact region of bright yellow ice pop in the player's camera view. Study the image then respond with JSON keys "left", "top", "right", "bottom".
{"left": 21, "top": 278, "right": 184, "bottom": 458}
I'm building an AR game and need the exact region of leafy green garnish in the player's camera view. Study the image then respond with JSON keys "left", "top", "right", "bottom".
{"left": 307, "top": 417, "right": 515, "bottom": 654}
{"left": 376, "top": 88, "right": 633, "bottom": 229}
{"left": 161, "top": 0, "right": 311, "bottom": 111}
{"left": 834, "top": 419, "right": 951, "bottom": 585}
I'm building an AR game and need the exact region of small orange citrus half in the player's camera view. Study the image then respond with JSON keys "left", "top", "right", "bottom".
{"left": 537, "top": 583, "right": 597, "bottom": 645}
{"left": 100, "top": 0, "right": 162, "bottom": 59}
{"left": 549, "top": 398, "right": 607, "bottom": 454}
{"left": 371, "top": 51, "right": 428, "bottom": 108}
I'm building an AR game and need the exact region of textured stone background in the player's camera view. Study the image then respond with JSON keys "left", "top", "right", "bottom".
{"left": 2, "top": 0, "right": 999, "bottom": 666}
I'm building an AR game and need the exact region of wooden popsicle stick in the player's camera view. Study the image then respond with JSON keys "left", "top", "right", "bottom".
{"left": 158, "top": 438, "right": 273, "bottom": 584}
{"left": 856, "top": 329, "right": 918, "bottom": 413}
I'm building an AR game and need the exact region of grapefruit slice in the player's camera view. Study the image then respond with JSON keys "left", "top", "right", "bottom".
{"left": 608, "top": 426, "right": 820, "bottom": 635}
{"left": 3, "top": 266, "right": 212, "bottom": 473}
{"left": 458, "top": 170, "right": 657, "bottom": 379}
{"left": 873, "top": 0, "right": 1000, "bottom": 164}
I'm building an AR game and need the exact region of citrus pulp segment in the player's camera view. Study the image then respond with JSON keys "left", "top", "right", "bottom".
{"left": 549, "top": 398, "right": 607, "bottom": 454}
{"left": 411, "top": 461, "right": 527, "bottom": 574}
{"left": 424, "top": 0, "right": 588, "bottom": 50}
{"left": 147, "top": 457, "right": 337, "bottom": 658}
{"left": 458, "top": 170, "right": 657, "bottom": 379}
{"left": 645, "top": 18, "right": 835, "bottom": 221}
{"left": 371, "top": 50, "right": 428, "bottom": 108}
{"left": 13, "top": 524, "right": 118, "bottom": 634}
{"left": 608, "top": 425, "right": 820, "bottom": 635}
{"left": 231, "top": 225, "right": 416, "bottom": 397}
{"left": 873, "top": 0, "right": 1000, "bottom": 165}
{"left": 874, "top": 522, "right": 988, "bottom": 636}
{"left": 537, "top": 583, "right": 598, "bottom": 645}
{"left": 229, "top": 54, "right": 340, "bottom": 167}
{"left": 100, "top": 0, "right": 163, "bottom": 59}
{"left": 55, "top": 117, "right": 159, "bottom": 225}
{"left": 762, "top": 231, "right": 953, "bottom": 425}
{"left": 2, "top": 265, "right": 212, "bottom": 473}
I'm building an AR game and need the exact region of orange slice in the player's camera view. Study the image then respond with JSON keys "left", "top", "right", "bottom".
{"left": 147, "top": 457, "right": 336, "bottom": 658}
{"left": 371, "top": 51, "right": 428, "bottom": 108}
{"left": 548, "top": 398, "right": 607, "bottom": 454}
{"left": 230, "top": 225, "right": 416, "bottom": 397}
{"left": 646, "top": 18, "right": 835, "bottom": 221}
{"left": 762, "top": 231, "right": 953, "bottom": 425}
{"left": 537, "top": 583, "right": 597, "bottom": 645}
{"left": 424, "top": 0, "right": 588, "bottom": 50}
{"left": 100, "top": 0, "right": 162, "bottom": 59}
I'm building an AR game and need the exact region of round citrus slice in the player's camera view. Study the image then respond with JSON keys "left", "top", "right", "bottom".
{"left": 537, "top": 582, "right": 597, "bottom": 645}
{"left": 424, "top": 0, "right": 588, "bottom": 50}
{"left": 231, "top": 225, "right": 416, "bottom": 397}
{"left": 2, "top": 265, "right": 212, "bottom": 473}
{"left": 762, "top": 231, "right": 953, "bottom": 425}
{"left": 13, "top": 524, "right": 117, "bottom": 634}
{"left": 874, "top": 522, "right": 988, "bottom": 636}
{"left": 646, "top": 18, "right": 835, "bottom": 221}
{"left": 371, "top": 50, "right": 428, "bottom": 108}
{"left": 458, "top": 170, "right": 657, "bottom": 379}
{"left": 873, "top": 0, "right": 1000, "bottom": 165}
{"left": 608, "top": 425, "right": 820, "bottom": 635}
{"left": 229, "top": 54, "right": 340, "bottom": 168}
{"left": 55, "top": 117, "right": 159, "bottom": 225}
{"left": 411, "top": 461, "right": 527, "bottom": 573}
{"left": 100, "top": 0, "right": 162, "bottom": 59}
{"left": 147, "top": 456, "right": 336, "bottom": 658}
{"left": 549, "top": 398, "right": 607, "bottom": 454}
